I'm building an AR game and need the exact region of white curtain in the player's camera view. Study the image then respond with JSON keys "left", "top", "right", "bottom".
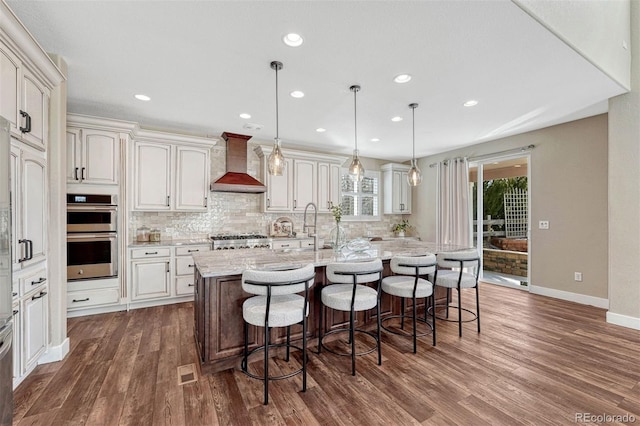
{"left": 437, "top": 158, "right": 471, "bottom": 246}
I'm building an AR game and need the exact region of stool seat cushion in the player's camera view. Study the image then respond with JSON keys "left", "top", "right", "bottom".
{"left": 243, "top": 294, "right": 307, "bottom": 327}
{"left": 433, "top": 270, "right": 477, "bottom": 289}
{"left": 321, "top": 284, "right": 378, "bottom": 312}
{"left": 382, "top": 275, "right": 433, "bottom": 298}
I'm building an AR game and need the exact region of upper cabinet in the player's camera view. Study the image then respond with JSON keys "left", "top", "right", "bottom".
{"left": 254, "top": 145, "right": 347, "bottom": 214}
{"left": 67, "top": 115, "right": 137, "bottom": 186}
{"left": 131, "top": 130, "right": 217, "bottom": 211}
{"left": 0, "top": 43, "right": 51, "bottom": 152}
{"left": 382, "top": 163, "right": 412, "bottom": 214}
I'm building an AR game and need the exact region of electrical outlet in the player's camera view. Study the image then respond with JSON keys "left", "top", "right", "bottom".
{"left": 539, "top": 220, "right": 550, "bottom": 230}
{"left": 574, "top": 272, "right": 583, "bottom": 282}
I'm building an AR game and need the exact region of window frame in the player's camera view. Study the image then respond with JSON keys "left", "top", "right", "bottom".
{"left": 339, "top": 169, "right": 381, "bottom": 222}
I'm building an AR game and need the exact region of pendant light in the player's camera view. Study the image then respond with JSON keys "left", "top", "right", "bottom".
{"left": 348, "top": 85, "right": 365, "bottom": 182}
{"left": 267, "top": 61, "right": 285, "bottom": 176}
{"left": 407, "top": 103, "right": 422, "bottom": 186}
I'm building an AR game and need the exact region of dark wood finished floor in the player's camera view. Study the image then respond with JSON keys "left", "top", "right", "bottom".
{"left": 13, "top": 283, "right": 640, "bottom": 425}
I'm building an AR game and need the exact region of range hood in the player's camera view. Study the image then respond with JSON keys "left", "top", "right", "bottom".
{"left": 210, "top": 132, "right": 267, "bottom": 193}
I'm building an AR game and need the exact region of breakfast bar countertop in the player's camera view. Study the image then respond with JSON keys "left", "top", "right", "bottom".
{"left": 192, "top": 240, "right": 470, "bottom": 278}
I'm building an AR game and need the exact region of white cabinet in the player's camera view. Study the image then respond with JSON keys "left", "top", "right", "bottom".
{"left": 12, "top": 301, "right": 20, "bottom": 379}
{"left": 67, "top": 128, "right": 119, "bottom": 184}
{"left": 0, "top": 43, "right": 50, "bottom": 151}
{"left": 174, "top": 244, "right": 209, "bottom": 296}
{"left": 254, "top": 145, "right": 347, "bottom": 214}
{"left": 293, "top": 159, "right": 316, "bottom": 211}
{"left": 382, "top": 163, "right": 412, "bottom": 214}
{"left": 10, "top": 143, "right": 47, "bottom": 270}
{"left": 132, "top": 131, "right": 215, "bottom": 211}
{"left": 131, "top": 259, "right": 171, "bottom": 301}
{"left": 318, "top": 162, "right": 342, "bottom": 212}
{"left": 20, "top": 266, "right": 48, "bottom": 373}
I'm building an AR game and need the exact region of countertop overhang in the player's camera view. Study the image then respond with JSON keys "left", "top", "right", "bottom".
{"left": 192, "top": 240, "right": 470, "bottom": 278}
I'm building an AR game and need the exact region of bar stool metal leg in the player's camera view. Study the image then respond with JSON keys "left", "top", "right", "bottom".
{"left": 476, "top": 285, "right": 481, "bottom": 333}
{"left": 264, "top": 325, "right": 269, "bottom": 405}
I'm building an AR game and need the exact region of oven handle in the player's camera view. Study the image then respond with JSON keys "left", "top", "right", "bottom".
{"left": 67, "top": 205, "right": 118, "bottom": 211}
{"left": 67, "top": 233, "right": 117, "bottom": 241}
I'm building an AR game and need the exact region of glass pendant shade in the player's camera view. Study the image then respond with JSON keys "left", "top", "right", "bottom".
{"left": 268, "top": 60, "right": 285, "bottom": 176}
{"left": 407, "top": 102, "right": 423, "bottom": 186}
{"left": 407, "top": 159, "right": 422, "bottom": 186}
{"left": 348, "top": 149, "right": 365, "bottom": 182}
{"left": 267, "top": 138, "right": 285, "bottom": 176}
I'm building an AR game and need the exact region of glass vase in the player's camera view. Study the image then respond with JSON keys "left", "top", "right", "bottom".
{"left": 329, "top": 223, "right": 347, "bottom": 251}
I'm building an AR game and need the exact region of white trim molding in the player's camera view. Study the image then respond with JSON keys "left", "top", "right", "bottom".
{"left": 606, "top": 311, "right": 640, "bottom": 330}
{"left": 38, "top": 337, "right": 70, "bottom": 364}
{"left": 529, "top": 285, "right": 609, "bottom": 309}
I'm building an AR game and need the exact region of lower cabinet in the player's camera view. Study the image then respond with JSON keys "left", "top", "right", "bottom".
{"left": 23, "top": 285, "right": 48, "bottom": 370}
{"left": 129, "top": 244, "right": 210, "bottom": 304}
{"left": 11, "top": 301, "right": 20, "bottom": 381}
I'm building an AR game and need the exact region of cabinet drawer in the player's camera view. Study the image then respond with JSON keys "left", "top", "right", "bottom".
{"left": 175, "top": 256, "right": 197, "bottom": 276}
{"left": 67, "top": 288, "right": 120, "bottom": 309}
{"left": 300, "top": 239, "right": 315, "bottom": 248}
{"left": 131, "top": 247, "right": 171, "bottom": 259}
{"left": 272, "top": 240, "right": 300, "bottom": 250}
{"left": 175, "top": 245, "right": 210, "bottom": 256}
{"left": 176, "top": 276, "right": 195, "bottom": 296}
{"left": 20, "top": 266, "right": 47, "bottom": 296}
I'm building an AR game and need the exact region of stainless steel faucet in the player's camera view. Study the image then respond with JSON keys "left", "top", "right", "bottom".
{"left": 303, "top": 202, "right": 319, "bottom": 251}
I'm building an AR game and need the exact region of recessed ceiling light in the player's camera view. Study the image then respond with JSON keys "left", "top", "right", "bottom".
{"left": 463, "top": 100, "right": 479, "bottom": 107}
{"left": 391, "top": 116, "right": 403, "bottom": 122}
{"left": 239, "top": 113, "right": 251, "bottom": 119}
{"left": 290, "top": 91, "right": 305, "bottom": 98}
{"left": 371, "top": 138, "right": 380, "bottom": 142}
{"left": 283, "top": 33, "right": 303, "bottom": 47}
{"left": 316, "top": 128, "right": 326, "bottom": 133}
{"left": 514, "top": 164, "right": 522, "bottom": 168}
{"left": 393, "top": 74, "right": 412, "bottom": 84}
{"left": 134, "top": 94, "right": 151, "bottom": 101}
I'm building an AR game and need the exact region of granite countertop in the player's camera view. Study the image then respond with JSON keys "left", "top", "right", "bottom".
{"left": 129, "top": 238, "right": 211, "bottom": 248}
{"left": 192, "top": 240, "right": 470, "bottom": 278}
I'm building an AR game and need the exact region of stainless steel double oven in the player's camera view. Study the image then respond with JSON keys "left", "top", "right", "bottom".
{"left": 67, "top": 194, "right": 118, "bottom": 280}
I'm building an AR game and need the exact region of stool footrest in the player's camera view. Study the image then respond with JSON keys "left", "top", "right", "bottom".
{"left": 428, "top": 304, "right": 478, "bottom": 323}
{"left": 381, "top": 315, "right": 434, "bottom": 337}
{"left": 241, "top": 343, "right": 306, "bottom": 381}
{"left": 319, "top": 328, "right": 378, "bottom": 357}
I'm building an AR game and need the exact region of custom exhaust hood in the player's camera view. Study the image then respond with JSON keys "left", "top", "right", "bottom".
{"left": 210, "top": 132, "right": 267, "bottom": 193}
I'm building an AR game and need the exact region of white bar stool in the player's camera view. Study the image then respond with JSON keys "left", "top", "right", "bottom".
{"left": 241, "top": 263, "right": 316, "bottom": 405}
{"left": 381, "top": 253, "right": 437, "bottom": 353}
{"left": 318, "top": 258, "right": 383, "bottom": 376}
{"left": 430, "top": 249, "right": 481, "bottom": 337}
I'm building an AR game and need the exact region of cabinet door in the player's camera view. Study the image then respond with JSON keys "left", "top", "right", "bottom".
{"left": 293, "top": 159, "right": 316, "bottom": 211}
{"left": 23, "top": 288, "right": 48, "bottom": 369}
{"left": 21, "top": 151, "right": 46, "bottom": 266}
{"left": 401, "top": 171, "right": 411, "bottom": 214}
{"left": 66, "top": 129, "right": 81, "bottom": 183}
{"left": 175, "top": 145, "right": 209, "bottom": 211}
{"left": 317, "top": 162, "right": 331, "bottom": 212}
{"left": 265, "top": 157, "right": 293, "bottom": 212}
{"left": 12, "top": 303, "right": 20, "bottom": 378}
{"left": 133, "top": 142, "right": 171, "bottom": 210}
{"left": 131, "top": 260, "right": 170, "bottom": 300}
{"left": 9, "top": 145, "right": 20, "bottom": 269}
{"left": 0, "top": 44, "right": 21, "bottom": 136}
{"left": 329, "top": 164, "right": 342, "bottom": 211}
{"left": 82, "top": 129, "right": 119, "bottom": 184}
{"left": 21, "top": 70, "right": 48, "bottom": 151}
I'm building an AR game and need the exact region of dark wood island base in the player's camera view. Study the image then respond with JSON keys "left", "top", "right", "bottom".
{"left": 194, "top": 262, "right": 447, "bottom": 375}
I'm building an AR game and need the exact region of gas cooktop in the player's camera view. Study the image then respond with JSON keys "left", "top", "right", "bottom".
{"left": 210, "top": 234, "right": 268, "bottom": 240}
{"left": 210, "top": 234, "right": 271, "bottom": 250}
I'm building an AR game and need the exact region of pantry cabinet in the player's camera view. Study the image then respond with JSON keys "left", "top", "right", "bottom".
{"left": 254, "top": 144, "right": 347, "bottom": 214}
{"left": 132, "top": 130, "right": 216, "bottom": 211}
{"left": 382, "top": 163, "right": 412, "bottom": 214}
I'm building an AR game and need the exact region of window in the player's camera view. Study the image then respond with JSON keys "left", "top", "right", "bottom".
{"left": 339, "top": 170, "right": 380, "bottom": 221}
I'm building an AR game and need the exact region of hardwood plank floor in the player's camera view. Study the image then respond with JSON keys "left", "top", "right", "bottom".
{"left": 13, "top": 283, "right": 640, "bottom": 425}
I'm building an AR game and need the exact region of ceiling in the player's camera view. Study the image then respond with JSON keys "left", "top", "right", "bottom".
{"left": 8, "top": 1, "right": 626, "bottom": 162}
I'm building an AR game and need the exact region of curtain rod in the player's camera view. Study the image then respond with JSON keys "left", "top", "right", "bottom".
{"left": 428, "top": 144, "right": 535, "bottom": 168}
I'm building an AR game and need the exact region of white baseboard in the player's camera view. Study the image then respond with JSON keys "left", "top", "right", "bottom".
{"left": 38, "top": 337, "right": 70, "bottom": 364}
{"left": 606, "top": 311, "right": 640, "bottom": 330}
{"left": 529, "top": 285, "right": 609, "bottom": 309}
{"left": 67, "top": 303, "right": 127, "bottom": 318}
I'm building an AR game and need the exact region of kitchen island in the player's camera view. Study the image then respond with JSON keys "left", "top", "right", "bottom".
{"left": 192, "top": 240, "right": 469, "bottom": 374}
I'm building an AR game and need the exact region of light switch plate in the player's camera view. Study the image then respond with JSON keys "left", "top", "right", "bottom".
{"left": 539, "top": 220, "right": 549, "bottom": 230}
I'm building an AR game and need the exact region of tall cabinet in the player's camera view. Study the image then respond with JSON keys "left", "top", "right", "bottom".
{"left": 1, "top": 0, "right": 65, "bottom": 389}
{"left": 382, "top": 163, "right": 412, "bottom": 214}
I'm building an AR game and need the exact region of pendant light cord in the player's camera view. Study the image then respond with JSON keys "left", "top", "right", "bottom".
{"left": 353, "top": 88, "right": 358, "bottom": 152}
{"left": 275, "top": 65, "right": 279, "bottom": 140}
{"left": 412, "top": 105, "right": 415, "bottom": 161}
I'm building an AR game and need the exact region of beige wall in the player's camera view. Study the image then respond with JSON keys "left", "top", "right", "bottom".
{"left": 414, "top": 114, "right": 608, "bottom": 300}
{"left": 607, "top": 0, "right": 640, "bottom": 323}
